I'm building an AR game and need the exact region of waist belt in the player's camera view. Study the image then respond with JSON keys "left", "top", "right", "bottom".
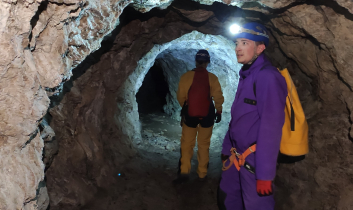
{"left": 222, "top": 144, "right": 257, "bottom": 173}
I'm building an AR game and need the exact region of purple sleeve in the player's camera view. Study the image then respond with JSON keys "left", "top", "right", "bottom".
{"left": 255, "top": 68, "right": 287, "bottom": 181}
{"left": 222, "top": 129, "right": 232, "bottom": 156}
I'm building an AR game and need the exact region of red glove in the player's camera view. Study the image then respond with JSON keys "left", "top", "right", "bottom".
{"left": 256, "top": 180, "right": 273, "bottom": 196}
{"left": 221, "top": 154, "right": 229, "bottom": 163}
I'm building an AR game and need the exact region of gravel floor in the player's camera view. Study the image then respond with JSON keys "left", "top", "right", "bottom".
{"left": 82, "top": 112, "right": 223, "bottom": 210}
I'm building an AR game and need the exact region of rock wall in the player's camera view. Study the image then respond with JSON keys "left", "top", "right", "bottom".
{"left": 1, "top": 0, "right": 353, "bottom": 209}
{"left": 267, "top": 3, "right": 353, "bottom": 209}
{"left": 0, "top": 0, "right": 135, "bottom": 209}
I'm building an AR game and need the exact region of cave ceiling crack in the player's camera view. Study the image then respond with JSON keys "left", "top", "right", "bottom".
{"left": 344, "top": 100, "right": 353, "bottom": 142}
{"left": 281, "top": 14, "right": 302, "bottom": 32}
{"left": 21, "top": 128, "right": 40, "bottom": 150}
{"left": 256, "top": 1, "right": 306, "bottom": 17}
{"left": 268, "top": 27, "right": 316, "bottom": 93}
{"left": 269, "top": 19, "right": 323, "bottom": 46}
{"left": 69, "top": 1, "right": 85, "bottom": 14}
{"left": 255, "top": 0, "right": 353, "bottom": 22}
{"left": 23, "top": 180, "right": 47, "bottom": 206}
{"left": 29, "top": 0, "right": 49, "bottom": 47}
{"left": 47, "top": 0, "right": 78, "bottom": 6}
{"left": 314, "top": 5, "right": 336, "bottom": 39}
{"left": 328, "top": 53, "right": 353, "bottom": 92}
{"left": 170, "top": 6, "right": 216, "bottom": 24}
{"left": 1, "top": 53, "right": 19, "bottom": 78}
{"left": 34, "top": 17, "right": 51, "bottom": 38}
{"left": 307, "top": 0, "right": 353, "bottom": 21}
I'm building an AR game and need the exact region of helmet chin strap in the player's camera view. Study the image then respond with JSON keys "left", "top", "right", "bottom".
{"left": 247, "top": 45, "right": 261, "bottom": 65}
{"left": 247, "top": 54, "right": 258, "bottom": 65}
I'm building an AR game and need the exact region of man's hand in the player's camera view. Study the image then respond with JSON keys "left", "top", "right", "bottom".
{"left": 215, "top": 112, "right": 222, "bottom": 123}
{"left": 256, "top": 180, "right": 273, "bottom": 196}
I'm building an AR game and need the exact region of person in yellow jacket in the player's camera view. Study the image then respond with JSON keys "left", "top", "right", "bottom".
{"left": 174, "top": 49, "right": 224, "bottom": 184}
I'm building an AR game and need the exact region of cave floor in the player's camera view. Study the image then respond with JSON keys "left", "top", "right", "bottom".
{"left": 83, "top": 112, "right": 222, "bottom": 210}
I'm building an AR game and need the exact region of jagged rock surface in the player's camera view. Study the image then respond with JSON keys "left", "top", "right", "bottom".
{"left": 1, "top": 0, "right": 353, "bottom": 209}
{"left": 0, "top": 0, "right": 133, "bottom": 208}
{"left": 268, "top": 3, "right": 353, "bottom": 209}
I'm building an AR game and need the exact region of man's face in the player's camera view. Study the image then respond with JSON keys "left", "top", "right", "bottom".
{"left": 235, "top": 38, "right": 265, "bottom": 64}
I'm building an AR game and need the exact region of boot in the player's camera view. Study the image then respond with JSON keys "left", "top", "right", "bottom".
{"left": 173, "top": 174, "right": 189, "bottom": 184}
{"left": 198, "top": 175, "right": 208, "bottom": 182}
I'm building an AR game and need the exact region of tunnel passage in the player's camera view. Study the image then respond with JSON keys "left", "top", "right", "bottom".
{"left": 46, "top": 8, "right": 242, "bottom": 206}
{"left": 135, "top": 60, "right": 181, "bottom": 153}
{"left": 116, "top": 31, "right": 240, "bottom": 150}
{"left": 112, "top": 32, "right": 241, "bottom": 187}
{"left": 136, "top": 61, "right": 170, "bottom": 114}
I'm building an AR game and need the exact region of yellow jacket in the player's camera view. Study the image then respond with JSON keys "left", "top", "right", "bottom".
{"left": 177, "top": 70, "right": 224, "bottom": 113}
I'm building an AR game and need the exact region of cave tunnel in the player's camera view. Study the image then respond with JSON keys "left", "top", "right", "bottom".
{"left": 136, "top": 61, "right": 169, "bottom": 115}
{"left": 2, "top": 0, "right": 353, "bottom": 210}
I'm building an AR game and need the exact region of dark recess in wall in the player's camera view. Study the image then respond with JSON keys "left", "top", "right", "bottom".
{"left": 136, "top": 61, "right": 170, "bottom": 114}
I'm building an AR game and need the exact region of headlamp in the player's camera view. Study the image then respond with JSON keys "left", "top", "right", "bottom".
{"left": 230, "top": 24, "right": 241, "bottom": 34}
{"left": 230, "top": 24, "right": 269, "bottom": 39}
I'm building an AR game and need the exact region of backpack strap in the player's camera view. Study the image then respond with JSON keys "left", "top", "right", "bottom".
{"left": 253, "top": 66, "right": 295, "bottom": 131}
{"left": 253, "top": 82, "right": 257, "bottom": 97}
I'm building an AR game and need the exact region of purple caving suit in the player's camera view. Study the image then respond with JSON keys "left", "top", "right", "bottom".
{"left": 219, "top": 54, "right": 287, "bottom": 210}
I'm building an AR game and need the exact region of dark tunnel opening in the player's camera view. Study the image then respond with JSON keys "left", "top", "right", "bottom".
{"left": 135, "top": 60, "right": 183, "bottom": 150}
{"left": 136, "top": 61, "right": 170, "bottom": 114}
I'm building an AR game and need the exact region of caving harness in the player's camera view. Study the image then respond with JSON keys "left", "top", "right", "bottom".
{"left": 222, "top": 144, "right": 257, "bottom": 174}
{"left": 222, "top": 129, "right": 257, "bottom": 174}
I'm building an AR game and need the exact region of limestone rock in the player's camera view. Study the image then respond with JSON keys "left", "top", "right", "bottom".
{"left": 40, "top": 120, "right": 55, "bottom": 143}
{"left": 37, "top": 186, "right": 50, "bottom": 210}
{"left": 278, "top": 4, "right": 353, "bottom": 89}
{"left": 0, "top": 0, "right": 135, "bottom": 208}
{"left": 174, "top": 8, "right": 214, "bottom": 22}
{"left": 40, "top": 119, "right": 58, "bottom": 169}
{"left": 0, "top": 134, "right": 45, "bottom": 209}
{"left": 132, "top": 0, "right": 174, "bottom": 12}
{"left": 336, "top": 0, "right": 353, "bottom": 14}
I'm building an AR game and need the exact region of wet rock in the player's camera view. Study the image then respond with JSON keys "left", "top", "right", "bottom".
{"left": 37, "top": 186, "right": 50, "bottom": 210}
{"left": 144, "top": 131, "right": 153, "bottom": 138}
{"left": 40, "top": 119, "right": 58, "bottom": 170}
{"left": 166, "top": 144, "right": 175, "bottom": 151}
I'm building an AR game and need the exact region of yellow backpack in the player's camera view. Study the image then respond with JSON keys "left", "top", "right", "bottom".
{"left": 277, "top": 68, "right": 309, "bottom": 163}
{"left": 278, "top": 68, "right": 309, "bottom": 163}
{"left": 254, "top": 68, "right": 309, "bottom": 163}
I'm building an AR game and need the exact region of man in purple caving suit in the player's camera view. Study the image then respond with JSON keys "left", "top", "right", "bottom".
{"left": 218, "top": 22, "right": 287, "bottom": 210}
